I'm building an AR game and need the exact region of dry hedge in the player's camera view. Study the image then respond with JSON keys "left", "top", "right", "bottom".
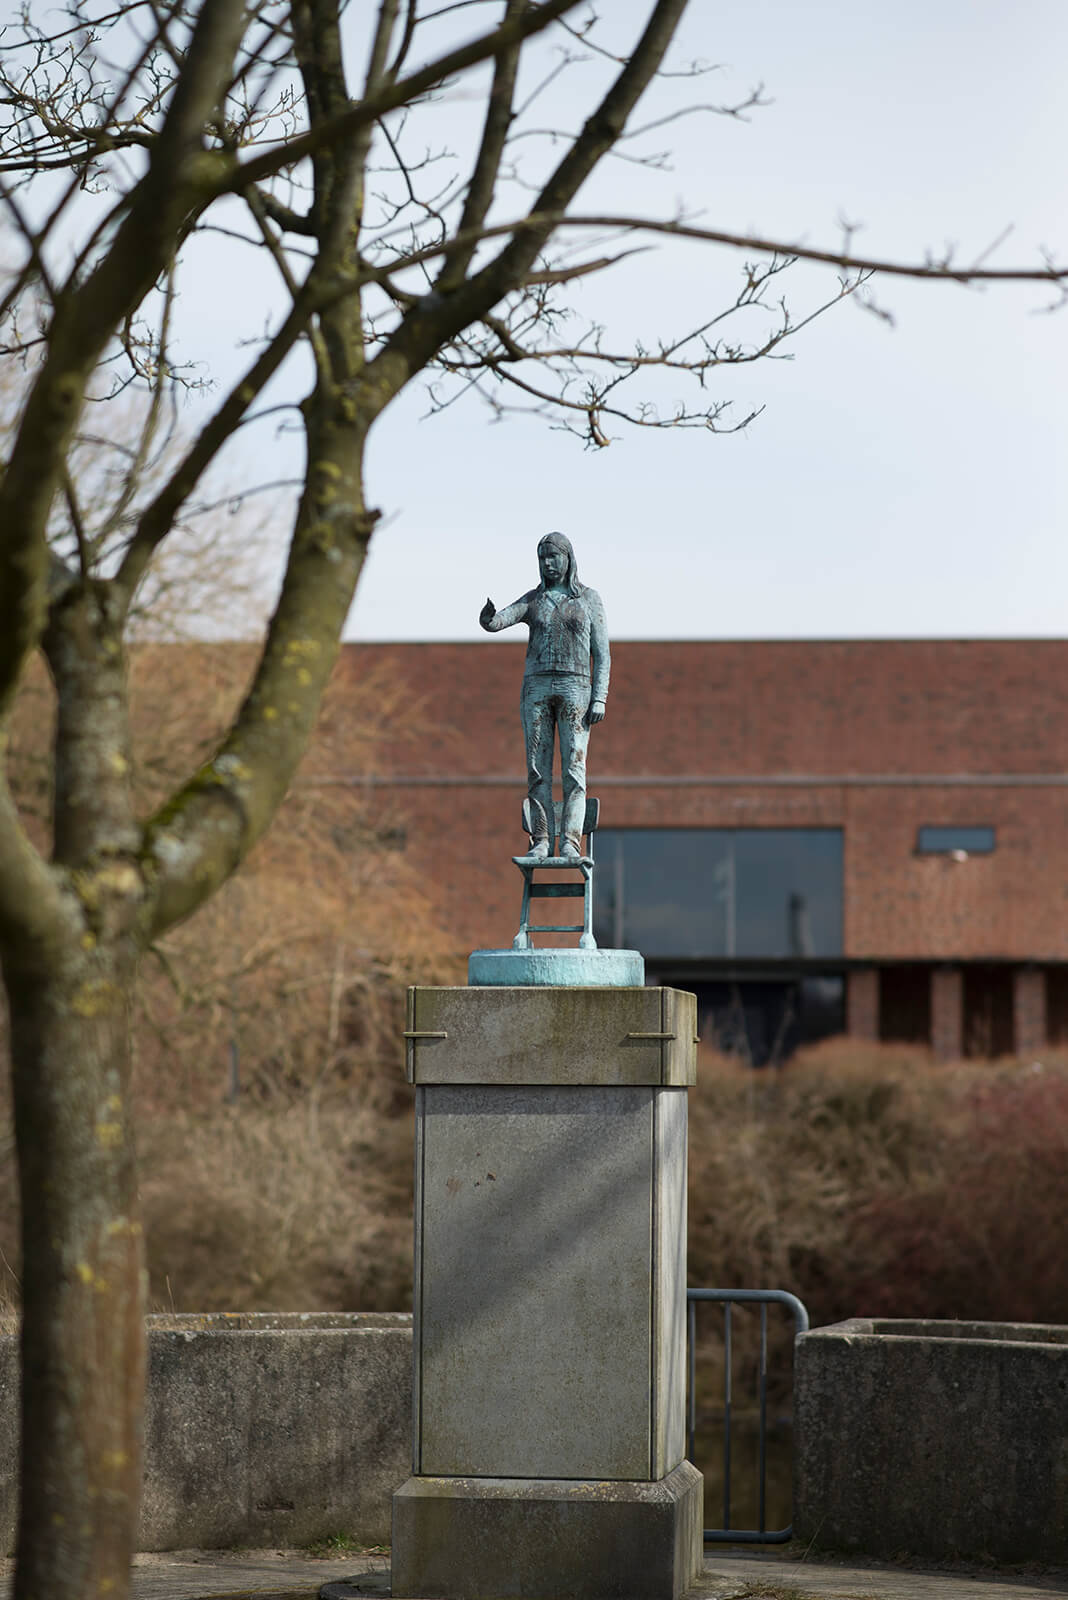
{"left": 5, "top": 1031, "right": 1068, "bottom": 1330}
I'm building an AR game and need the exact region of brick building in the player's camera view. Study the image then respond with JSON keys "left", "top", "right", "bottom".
{"left": 333, "top": 639, "right": 1068, "bottom": 1061}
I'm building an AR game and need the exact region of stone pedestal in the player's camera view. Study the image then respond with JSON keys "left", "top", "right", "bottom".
{"left": 392, "top": 985, "right": 702, "bottom": 1600}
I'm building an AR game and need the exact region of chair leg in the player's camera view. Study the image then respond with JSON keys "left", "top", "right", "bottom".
{"left": 579, "top": 862, "right": 596, "bottom": 950}
{"left": 513, "top": 869, "right": 532, "bottom": 950}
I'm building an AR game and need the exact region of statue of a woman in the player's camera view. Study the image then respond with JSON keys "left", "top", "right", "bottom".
{"left": 479, "top": 533, "right": 610, "bottom": 858}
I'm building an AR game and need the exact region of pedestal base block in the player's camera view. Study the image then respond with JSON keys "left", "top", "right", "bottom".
{"left": 391, "top": 1460, "right": 703, "bottom": 1600}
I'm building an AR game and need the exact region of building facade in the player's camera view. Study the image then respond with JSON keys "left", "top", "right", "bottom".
{"left": 334, "top": 639, "right": 1068, "bottom": 1061}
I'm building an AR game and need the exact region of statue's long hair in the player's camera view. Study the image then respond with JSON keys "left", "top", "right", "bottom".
{"left": 538, "top": 531, "right": 584, "bottom": 598}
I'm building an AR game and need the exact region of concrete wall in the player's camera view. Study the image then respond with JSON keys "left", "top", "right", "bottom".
{"left": 795, "top": 1317, "right": 1068, "bottom": 1564}
{"left": 1, "top": 1312, "right": 412, "bottom": 1553}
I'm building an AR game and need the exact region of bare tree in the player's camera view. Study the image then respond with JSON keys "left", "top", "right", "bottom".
{"left": 0, "top": 1, "right": 1063, "bottom": 1596}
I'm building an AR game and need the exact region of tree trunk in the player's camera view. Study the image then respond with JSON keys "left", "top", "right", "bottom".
{"left": 6, "top": 910, "right": 144, "bottom": 1600}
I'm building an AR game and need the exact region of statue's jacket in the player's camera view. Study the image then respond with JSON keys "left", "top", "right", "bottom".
{"left": 487, "top": 586, "right": 611, "bottom": 705}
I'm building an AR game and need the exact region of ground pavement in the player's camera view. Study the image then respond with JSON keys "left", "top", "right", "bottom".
{"left": 6, "top": 1545, "right": 1063, "bottom": 1600}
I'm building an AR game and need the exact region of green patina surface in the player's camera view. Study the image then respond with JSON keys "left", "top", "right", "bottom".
{"left": 467, "top": 947, "right": 644, "bottom": 987}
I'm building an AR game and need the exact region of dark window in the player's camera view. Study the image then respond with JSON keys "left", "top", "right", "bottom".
{"left": 593, "top": 828, "right": 842, "bottom": 960}
{"left": 963, "top": 965, "right": 1014, "bottom": 1058}
{"left": 1047, "top": 967, "right": 1068, "bottom": 1045}
{"left": 879, "top": 965, "right": 932, "bottom": 1044}
{"left": 677, "top": 976, "right": 845, "bottom": 1066}
{"left": 916, "top": 825, "right": 995, "bottom": 855}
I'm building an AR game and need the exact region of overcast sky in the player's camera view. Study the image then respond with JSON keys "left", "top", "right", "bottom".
{"left": 177, "top": 0, "right": 1068, "bottom": 642}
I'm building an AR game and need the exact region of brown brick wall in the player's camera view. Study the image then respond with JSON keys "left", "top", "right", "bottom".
{"left": 336, "top": 638, "right": 1068, "bottom": 779}
{"left": 842, "top": 786, "right": 1068, "bottom": 961}
{"left": 336, "top": 641, "right": 1068, "bottom": 961}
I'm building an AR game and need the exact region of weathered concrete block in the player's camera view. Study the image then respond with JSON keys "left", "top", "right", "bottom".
{"left": 414, "top": 1083, "right": 686, "bottom": 1480}
{"left": 1, "top": 1312, "right": 411, "bottom": 1553}
{"left": 406, "top": 985, "right": 698, "bottom": 1087}
{"left": 0, "top": 1328, "right": 15, "bottom": 1554}
{"left": 795, "top": 1317, "right": 1068, "bottom": 1563}
{"left": 408, "top": 988, "right": 694, "bottom": 1482}
{"left": 391, "top": 1460, "right": 704, "bottom": 1600}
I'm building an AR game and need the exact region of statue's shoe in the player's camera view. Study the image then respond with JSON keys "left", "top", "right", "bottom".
{"left": 559, "top": 838, "right": 581, "bottom": 859}
{"left": 526, "top": 838, "right": 551, "bottom": 859}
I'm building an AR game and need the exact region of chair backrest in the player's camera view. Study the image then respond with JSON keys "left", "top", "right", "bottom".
{"left": 521, "top": 796, "right": 599, "bottom": 843}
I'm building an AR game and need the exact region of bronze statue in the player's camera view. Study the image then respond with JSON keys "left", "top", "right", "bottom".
{"left": 480, "top": 533, "right": 609, "bottom": 859}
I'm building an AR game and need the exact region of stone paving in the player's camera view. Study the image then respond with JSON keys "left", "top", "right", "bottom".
{"left": 695, "top": 1549, "right": 1068, "bottom": 1599}
{"left": 127, "top": 1546, "right": 1068, "bottom": 1600}
{"left": 4, "top": 1545, "right": 1067, "bottom": 1599}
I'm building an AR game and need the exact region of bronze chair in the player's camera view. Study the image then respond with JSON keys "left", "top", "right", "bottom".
{"left": 512, "top": 797, "right": 599, "bottom": 951}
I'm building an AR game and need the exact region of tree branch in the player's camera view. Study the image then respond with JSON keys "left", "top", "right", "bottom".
{"left": 0, "top": 762, "right": 71, "bottom": 969}
{"left": 221, "top": 0, "right": 586, "bottom": 196}
{"left": 115, "top": 280, "right": 322, "bottom": 603}
{"left": 345, "top": 208, "right": 1068, "bottom": 301}
{"left": 435, "top": 0, "right": 524, "bottom": 292}
{"left": 493, "top": 212, "right": 1068, "bottom": 288}
{"left": 254, "top": 187, "right": 316, "bottom": 236}
{"left": 360, "top": 0, "right": 690, "bottom": 407}
{"left": 140, "top": 486, "right": 381, "bottom": 938}
{"left": 0, "top": 0, "right": 249, "bottom": 719}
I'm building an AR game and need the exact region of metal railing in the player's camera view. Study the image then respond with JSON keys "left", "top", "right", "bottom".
{"left": 686, "top": 1287, "right": 809, "bottom": 1545}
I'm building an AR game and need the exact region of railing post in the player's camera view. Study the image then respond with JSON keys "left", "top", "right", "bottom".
{"left": 686, "top": 1287, "right": 809, "bottom": 1546}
